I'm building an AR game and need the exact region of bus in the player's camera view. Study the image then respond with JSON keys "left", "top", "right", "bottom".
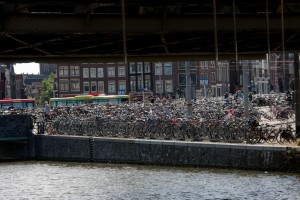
{"left": 0, "top": 98, "right": 36, "bottom": 109}
{"left": 49, "top": 94, "right": 129, "bottom": 107}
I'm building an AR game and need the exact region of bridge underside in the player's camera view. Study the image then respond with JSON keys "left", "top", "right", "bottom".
{"left": 1, "top": 0, "right": 300, "bottom": 63}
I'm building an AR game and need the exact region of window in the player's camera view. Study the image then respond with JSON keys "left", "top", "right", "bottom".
{"left": 91, "top": 81, "right": 97, "bottom": 92}
{"left": 59, "top": 66, "right": 68, "bottom": 77}
{"left": 145, "top": 75, "right": 151, "bottom": 90}
{"left": 98, "top": 81, "right": 104, "bottom": 93}
{"left": 165, "top": 80, "right": 173, "bottom": 92}
{"left": 83, "top": 68, "right": 89, "bottom": 78}
{"left": 118, "top": 66, "right": 126, "bottom": 77}
{"left": 83, "top": 82, "right": 90, "bottom": 93}
{"left": 70, "top": 66, "right": 79, "bottom": 76}
{"left": 137, "top": 76, "right": 143, "bottom": 90}
{"left": 155, "top": 80, "right": 163, "bottom": 93}
{"left": 59, "top": 79, "right": 69, "bottom": 91}
{"left": 129, "top": 63, "right": 136, "bottom": 74}
{"left": 118, "top": 81, "right": 126, "bottom": 94}
{"left": 144, "top": 62, "right": 151, "bottom": 73}
{"left": 179, "top": 61, "right": 196, "bottom": 69}
{"left": 70, "top": 79, "right": 80, "bottom": 91}
{"left": 130, "top": 76, "right": 136, "bottom": 91}
{"left": 90, "top": 68, "right": 96, "bottom": 78}
{"left": 155, "top": 63, "right": 162, "bottom": 75}
{"left": 97, "top": 67, "right": 104, "bottom": 78}
{"left": 108, "top": 67, "right": 115, "bottom": 77}
{"left": 137, "top": 62, "right": 143, "bottom": 73}
{"left": 211, "top": 72, "right": 216, "bottom": 83}
{"left": 108, "top": 81, "right": 115, "bottom": 93}
{"left": 179, "top": 73, "right": 197, "bottom": 86}
{"left": 164, "top": 63, "right": 172, "bottom": 75}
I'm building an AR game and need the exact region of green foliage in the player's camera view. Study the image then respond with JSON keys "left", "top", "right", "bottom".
{"left": 297, "top": 139, "right": 300, "bottom": 146}
{"left": 38, "top": 73, "right": 54, "bottom": 106}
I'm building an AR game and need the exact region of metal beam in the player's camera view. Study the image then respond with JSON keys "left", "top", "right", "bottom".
{"left": 1, "top": 14, "right": 300, "bottom": 34}
{"left": 0, "top": 53, "right": 267, "bottom": 64}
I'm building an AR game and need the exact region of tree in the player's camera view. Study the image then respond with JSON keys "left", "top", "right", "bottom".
{"left": 38, "top": 73, "right": 54, "bottom": 106}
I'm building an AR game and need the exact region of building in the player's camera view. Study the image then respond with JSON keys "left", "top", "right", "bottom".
{"left": 15, "top": 74, "right": 26, "bottom": 99}
{"left": 55, "top": 63, "right": 128, "bottom": 97}
{"left": 54, "top": 61, "right": 231, "bottom": 99}
{"left": 39, "top": 63, "right": 57, "bottom": 76}
{"left": 0, "top": 64, "right": 17, "bottom": 100}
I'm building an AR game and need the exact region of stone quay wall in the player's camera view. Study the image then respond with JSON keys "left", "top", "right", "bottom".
{"left": 0, "top": 115, "right": 33, "bottom": 161}
{"left": 0, "top": 115, "right": 294, "bottom": 171}
{"left": 0, "top": 115, "right": 33, "bottom": 138}
{"left": 32, "top": 135, "right": 289, "bottom": 171}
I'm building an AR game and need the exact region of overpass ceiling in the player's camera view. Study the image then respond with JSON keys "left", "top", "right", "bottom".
{"left": 0, "top": 0, "right": 300, "bottom": 63}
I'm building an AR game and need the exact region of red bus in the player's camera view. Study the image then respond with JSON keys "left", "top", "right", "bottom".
{"left": 0, "top": 98, "right": 36, "bottom": 109}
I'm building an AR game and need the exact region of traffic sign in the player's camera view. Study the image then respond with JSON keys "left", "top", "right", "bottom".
{"left": 200, "top": 77, "right": 208, "bottom": 85}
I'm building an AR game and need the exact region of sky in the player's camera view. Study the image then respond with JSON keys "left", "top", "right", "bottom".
{"left": 14, "top": 62, "right": 40, "bottom": 74}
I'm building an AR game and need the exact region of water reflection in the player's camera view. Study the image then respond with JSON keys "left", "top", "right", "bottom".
{"left": 0, "top": 161, "right": 299, "bottom": 200}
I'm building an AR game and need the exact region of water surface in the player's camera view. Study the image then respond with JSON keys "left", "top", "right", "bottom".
{"left": 0, "top": 161, "right": 299, "bottom": 200}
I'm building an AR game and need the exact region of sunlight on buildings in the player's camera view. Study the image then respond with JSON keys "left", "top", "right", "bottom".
{"left": 14, "top": 63, "right": 40, "bottom": 74}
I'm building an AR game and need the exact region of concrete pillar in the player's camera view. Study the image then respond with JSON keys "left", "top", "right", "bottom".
{"left": 243, "top": 62, "right": 249, "bottom": 118}
{"left": 185, "top": 61, "right": 193, "bottom": 119}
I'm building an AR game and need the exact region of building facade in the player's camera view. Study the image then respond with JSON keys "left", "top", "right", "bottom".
{"left": 55, "top": 63, "right": 128, "bottom": 97}
{"left": 40, "top": 63, "right": 57, "bottom": 76}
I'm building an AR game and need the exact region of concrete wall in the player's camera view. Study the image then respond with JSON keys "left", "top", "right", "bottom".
{"left": 0, "top": 115, "right": 33, "bottom": 161}
{"left": 0, "top": 115, "right": 292, "bottom": 170}
{"left": 0, "top": 142, "right": 29, "bottom": 160}
{"left": 0, "top": 115, "right": 33, "bottom": 138}
{"left": 33, "top": 135, "right": 91, "bottom": 162}
{"left": 31, "top": 135, "right": 288, "bottom": 171}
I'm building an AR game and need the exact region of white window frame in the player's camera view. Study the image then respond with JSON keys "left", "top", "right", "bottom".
{"left": 129, "top": 63, "right": 136, "bottom": 74}
{"left": 98, "top": 81, "right": 105, "bottom": 93}
{"left": 155, "top": 80, "right": 163, "bottom": 93}
{"left": 83, "top": 81, "right": 90, "bottom": 93}
{"left": 91, "top": 81, "right": 97, "bottom": 92}
{"left": 164, "top": 63, "right": 172, "bottom": 75}
{"left": 145, "top": 75, "right": 151, "bottom": 90}
{"left": 59, "top": 66, "right": 69, "bottom": 77}
{"left": 130, "top": 77, "right": 136, "bottom": 91}
{"left": 83, "top": 68, "right": 89, "bottom": 78}
{"left": 118, "top": 66, "right": 126, "bottom": 77}
{"left": 118, "top": 81, "right": 126, "bottom": 93}
{"left": 108, "top": 81, "right": 116, "bottom": 93}
{"left": 97, "top": 67, "right": 104, "bottom": 78}
{"left": 144, "top": 62, "right": 151, "bottom": 73}
{"left": 107, "top": 67, "right": 115, "bottom": 77}
{"left": 137, "top": 62, "right": 143, "bottom": 73}
{"left": 59, "top": 79, "right": 69, "bottom": 91}
{"left": 155, "top": 63, "right": 162, "bottom": 75}
{"left": 90, "top": 68, "right": 96, "bottom": 78}
{"left": 70, "top": 79, "right": 80, "bottom": 91}
{"left": 165, "top": 80, "right": 173, "bottom": 92}
{"left": 70, "top": 66, "right": 79, "bottom": 76}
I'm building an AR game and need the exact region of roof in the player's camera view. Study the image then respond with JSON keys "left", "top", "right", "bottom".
{"left": 0, "top": 0, "right": 300, "bottom": 63}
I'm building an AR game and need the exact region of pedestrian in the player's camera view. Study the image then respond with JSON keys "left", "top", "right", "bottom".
{"left": 225, "top": 110, "right": 235, "bottom": 124}
{"left": 248, "top": 92, "right": 253, "bottom": 102}
{"left": 224, "top": 92, "right": 229, "bottom": 99}
{"left": 44, "top": 101, "right": 51, "bottom": 121}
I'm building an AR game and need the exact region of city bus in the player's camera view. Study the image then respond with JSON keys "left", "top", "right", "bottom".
{"left": 49, "top": 94, "right": 129, "bottom": 107}
{"left": 0, "top": 98, "right": 36, "bottom": 109}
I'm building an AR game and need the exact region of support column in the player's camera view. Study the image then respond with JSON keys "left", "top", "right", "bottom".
{"left": 294, "top": 53, "right": 300, "bottom": 138}
{"left": 121, "top": 0, "right": 127, "bottom": 66}
{"left": 243, "top": 62, "right": 249, "bottom": 118}
{"left": 185, "top": 61, "right": 193, "bottom": 119}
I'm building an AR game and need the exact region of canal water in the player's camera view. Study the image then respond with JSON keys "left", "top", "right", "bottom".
{"left": 0, "top": 161, "right": 299, "bottom": 200}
